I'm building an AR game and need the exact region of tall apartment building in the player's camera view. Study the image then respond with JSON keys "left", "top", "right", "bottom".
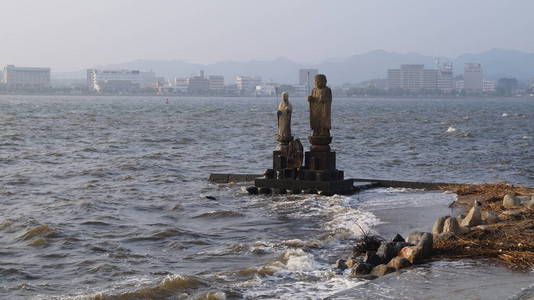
{"left": 464, "top": 63, "right": 483, "bottom": 92}
{"left": 387, "top": 65, "right": 438, "bottom": 91}
{"left": 236, "top": 76, "right": 262, "bottom": 95}
{"left": 437, "top": 62, "right": 454, "bottom": 92}
{"left": 208, "top": 75, "right": 224, "bottom": 93}
{"left": 3, "top": 65, "right": 51, "bottom": 90}
{"left": 299, "top": 68, "right": 319, "bottom": 95}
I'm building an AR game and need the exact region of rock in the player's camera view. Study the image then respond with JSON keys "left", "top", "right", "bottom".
{"left": 461, "top": 205, "right": 482, "bottom": 227}
{"left": 482, "top": 210, "right": 498, "bottom": 218}
{"left": 376, "top": 243, "right": 397, "bottom": 264}
{"left": 387, "top": 256, "right": 412, "bottom": 270}
{"left": 503, "top": 194, "right": 521, "bottom": 208}
{"left": 418, "top": 233, "right": 433, "bottom": 258}
{"left": 485, "top": 215, "right": 500, "bottom": 225}
{"left": 391, "top": 233, "right": 405, "bottom": 243}
{"left": 290, "top": 189, "right": 302, "bottom": 195}
{"left": 392, "top": 242, "right": 412, "bottom": 256}
{"left": 407, "top": 232, "right": 424, "bottom": 245}
{"left": 433, "top": 232, "right": 454, "bottom": 242}
{"left": 246, "top": 186, "right": 259, "bottom": 195}
{"left": 442, "top": 217, "right": 461, "bottom": 235}
{"left": 335, "top": 259, "right": 348, "bottom": 270}
{"left": 528, "top": 198, "right": 534, "bottom": 209}
{"left": 370, "top": 264, "right": 395, "bottom": 277}
{"left": 500, "top": 210, "right": 522, "bottom": 218}
{"left": 258, "top": 187, "right": 272, "bottom": 195}
{"left": 351, "top": 262, "right": 373, "bottom": 275}
{"left": 345, "top": 258, "right": 357, "bottom": 268}
{"left": 459, "top": 226, "right": 471, "bottom": 234}
{"left": 432, "top": 216, "right": 448, "bottom": 235}
{"left": 474, "top": 225, "right": 490, "bottom": 231}
{"left": 363, "top": 251, "right": 382, "bottom": 267}
{"left": 399, "top": 246, "right": 423, "bottom": 264}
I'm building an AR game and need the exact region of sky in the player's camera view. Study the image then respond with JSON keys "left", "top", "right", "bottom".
{"left": 1, "top": 0, "right": 533, "bottom": 72}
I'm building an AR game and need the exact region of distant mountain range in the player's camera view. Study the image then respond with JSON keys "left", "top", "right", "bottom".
{"left": 54, "top": 49, "right": 534, "bottom": 85}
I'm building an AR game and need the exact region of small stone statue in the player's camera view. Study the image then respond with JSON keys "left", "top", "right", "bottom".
{"left": 308, "top": 74, "right": 332, "bottom": 137}
{"left": 277, "top": 92, "right": 293, "bottom": 151}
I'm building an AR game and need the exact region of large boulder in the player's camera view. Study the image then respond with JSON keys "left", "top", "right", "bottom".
{"left": 335, "top": 259, "right": 348, "bottom": 271}
{"left": 376, "top": 242, "right": 397, "bottom": 264}
{"left": 399, "top": 246, "right": 423, "bottom": 264}
{"left": 407, "top": 232, "right": 424, "bottom": 245}
{"left": 391, "top": 233, "right": 405, "bottom": 243}
{"left": 370, "top": 264, "right": 395, "bottom": 277}
{"left": 442, "top": 217, "right": 461, "bottom": 235}
{"left": 503, "top": 194, "right": 521, "bottom": 208}
{"left": 363, "top": 251, "right": 382, "bottom": 267}
{"left": 461, "top": 205, "right": 482, "bottom": 227}
{"left": 387, "top": 256, "right": 412, "bottom": 270}
{"left": 351, "top": 262, "right": 373, "bottom": 276}
{"left": 432, "top": 216, "right": 448, "bottom": 235}
{"left": 418, "top": 233, "right": 433, "bottom": 258}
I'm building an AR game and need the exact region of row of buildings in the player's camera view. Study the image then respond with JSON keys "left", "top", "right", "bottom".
{"left": 387, "top": 63, "right": 496, "bottom": 93}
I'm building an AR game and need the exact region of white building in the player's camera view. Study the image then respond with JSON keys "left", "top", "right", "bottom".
{"left": 208, "top": 75, "right": 224, "bottom": 93}
{"left": 299, "top": 68, "right": 318, "bottom": 95}
{"left": 175, "top": 77, "right": 188, "bottom": 93}
{"left": 455, "top": 80, "right": 465, "bottom": 91}
{"left": 483, "top": 80, "right": 497, "bottom": 93}
{"left": 437, "top": 62, "right": 454, "bottom": 92}
{"left": 464, "top": 63, "right": 483, "bottom": 92}
{"left": 255, "top": 84, "right": 277, "bottom": 96}
{"left": 3, "top": 65, "right": 51, "bottom": 90}
{"left": 236, "top": 76, "right": 262, "bottom": 95}
{"left": 87, "top": 69, "right": 147, "bottom": 92}
{"left": 387, "top": 65, "right": 438, "bottom": 90}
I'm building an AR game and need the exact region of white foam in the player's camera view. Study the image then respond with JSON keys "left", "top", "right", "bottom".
{"left": 446, "top": 126, "right": 457, "bottom": 133}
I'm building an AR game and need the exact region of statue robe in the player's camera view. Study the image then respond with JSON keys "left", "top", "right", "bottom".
{"left": 277, "top": 102, "right": 292, "bottom": 140}
{"left": 309, "top": 86, "right": 332, "bottom": 136}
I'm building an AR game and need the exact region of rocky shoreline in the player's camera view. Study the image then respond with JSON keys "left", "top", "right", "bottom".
{"left": 335, "top": 183, "right": 534, "bottom": 278}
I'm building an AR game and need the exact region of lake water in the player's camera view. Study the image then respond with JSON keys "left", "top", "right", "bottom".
{"left": 1, "top": 95, "right": 533, "bottom": 299}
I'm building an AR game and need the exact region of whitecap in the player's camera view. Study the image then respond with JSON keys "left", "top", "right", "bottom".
{"left": 446, "top": 126, "right": 457, "bottom": 133}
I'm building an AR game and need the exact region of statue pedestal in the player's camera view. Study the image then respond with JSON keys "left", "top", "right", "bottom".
{"left": 255, "top": 135, "right": 353, "bottom": 195}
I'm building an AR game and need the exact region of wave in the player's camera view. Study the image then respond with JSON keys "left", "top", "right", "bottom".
{"left": 89, "top": 274, "right": 209, "bottom": 300}
{"left": 192, "top": 210, "right": 244, "bottom": 219}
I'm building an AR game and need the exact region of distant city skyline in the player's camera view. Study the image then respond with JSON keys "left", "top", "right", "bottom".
{"left": 1, "top": 0, "right": 534, "bottom": 72}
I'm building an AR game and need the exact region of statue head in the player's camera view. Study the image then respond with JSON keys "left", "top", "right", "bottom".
{"left": 315, "top": 74, "right": 327, "bottom": 88}
{"left": 281, "top": 92, "right": 289, "bottom": 102}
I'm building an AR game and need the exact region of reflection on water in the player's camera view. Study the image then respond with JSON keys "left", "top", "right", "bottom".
{"left": 0, "top": 95, "right": 533, "bottom": 299}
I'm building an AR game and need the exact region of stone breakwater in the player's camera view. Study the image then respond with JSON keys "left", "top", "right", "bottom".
{"left": 335, "top": 184, "right": 534, "bottom": 278}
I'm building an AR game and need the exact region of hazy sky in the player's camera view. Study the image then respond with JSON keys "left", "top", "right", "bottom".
{"left": 1, "top": 0, "right": 533, "bottom": 71}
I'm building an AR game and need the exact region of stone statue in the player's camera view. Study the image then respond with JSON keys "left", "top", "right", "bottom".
{"left": 287, "top": 139, "right": 304, "bottom": 169}
{"left": 277, "top": 92, "right": 293, "bottom": 147}
{"left": 308, "top": 74, "right": 332, "bottom": 137}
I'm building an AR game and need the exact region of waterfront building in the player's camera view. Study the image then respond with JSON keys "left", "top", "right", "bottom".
{"left": 464, "top": 63, "right": 483, "bottom": 92}
{"left": 175, "top": 77, "right": 188, "bottom": 93}
{"left": 387, "top": 64, "right": 438, "bottom": 91}
{"left": 255, "top": 83, "right": 277, "bottom": 96}
{"left": 483, "top": 80, "right": 497, "bottom": 93}
{"left": 187, "top": 71, "right": 209, "bottom": 95}
{"left": 299, "top": 68, "right": 318, "bottom": 95}
{"left": 437, "top": 62, "right": 454, "bottom": 92}
{"left": 208, "top": 75, "right": 225, "bottom": 93}
{"left": 3, "top": 65, "right": 51, "bottom": 90}
{"left": 455, "top": 80, "right": 465, "bottom": 91}
{"left": 87, "top": 69, "right": 157, "bottom": 92}
{"left": 236, "top": 76, "right": 262, "bottom": 95}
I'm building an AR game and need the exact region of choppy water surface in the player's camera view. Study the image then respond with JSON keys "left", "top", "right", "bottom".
{"left": 1, "top": 95, "right": 533, "bottom": 299}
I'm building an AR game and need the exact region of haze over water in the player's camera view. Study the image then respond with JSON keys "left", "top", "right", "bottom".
{"left": 1, "top": 96, "right": 533, "bottom": 299}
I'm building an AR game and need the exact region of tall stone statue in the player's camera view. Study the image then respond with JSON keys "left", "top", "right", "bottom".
{"left": 276, "top": 92, "right": 293, "bottom": 152}
{"left": 308, "top": 74, "right": 332, "bottom": 137}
